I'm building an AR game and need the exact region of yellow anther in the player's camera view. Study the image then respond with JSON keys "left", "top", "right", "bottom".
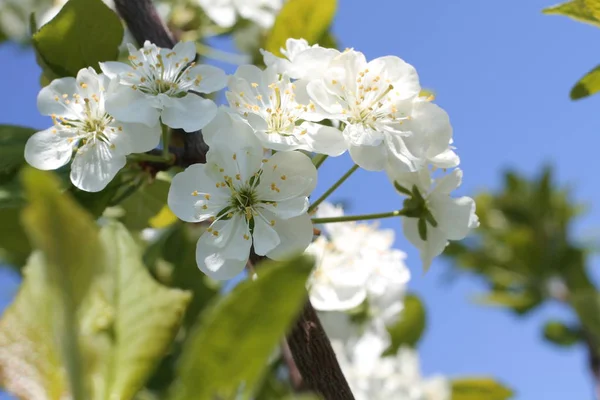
{"left": 232, "top": 153, "right": 237, "bottom": 160}
{"left": 80, "top": 83, "right": 88, "bottom": 88}
{"left": 202, "top": 205, "right": 208, "bottom": 210}
{"left": 192, "top": 190, "right": 199, "bottom": 196}
{"left": 243, "top": 234, "right": 250, "bottom": 240}
{"left": 262, "top": 159, "right": 268, "bottom": 163}
{"left": 331, "top": 80, "right": 338, "bottom": 85}
{"left": 281, "top": 175, "right": 287, "bottom": 180}
{"left": 204, "top": 194, "right": 211, "bottom": 200}
{"left": 212, "top": 230, "right": 219, "bottom": 236}
{"left": 235, "top": 174, "right": 241, "bottom": 180}
{"left": 251, "top": 82, "right": 259, "bottom": 88}
{"left": 270, "top": 220, "right": 276, "bottom": 226}
{"left": 256, "top": 95, "right": 263, "bottom": 101}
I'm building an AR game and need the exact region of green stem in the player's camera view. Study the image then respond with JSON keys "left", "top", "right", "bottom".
{"left": 312, "top": 210, "right": 405, "bottom": 224}
{"left": 162, "top": 125, "right": 171, "bottom": 159}
{"left": 312, "top": 154, "right": 328, "bottom": 169}
{"left": 308, "top": 164, "right": 359, "bottom": 213}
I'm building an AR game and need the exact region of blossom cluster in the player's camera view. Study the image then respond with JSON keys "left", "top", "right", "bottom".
{"left": 24, "top": 37, "right": 478, "bottom": 279}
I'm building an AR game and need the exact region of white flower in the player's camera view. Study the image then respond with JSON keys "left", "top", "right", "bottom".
{"left": 307, "top": 202, "right": 410, "bottom": 320}
{"left": 197, "top": 0, "right": 282, "bottom": 29}
{"left": 226, "top": 65, "right": 346, "bottom": 155}
{"left": 24, "top": 67, "right": 160, "bottom": 192}
{"left": 168, "top": 110, "right": 317, "bottom": 280}
{"left": 261, "top": 38, "right": 340, "bottom": 81}
{"left": 100, "top": 41, "right": 227, "bottom": 132}
{"left": 332, "top": 331, "right": 450, "bottom": 400}
{"left": 389, "top": 168, "right": 479, "bottom": 270}
{"left": 306, "top": 50, "right": 456, "bottom": 172}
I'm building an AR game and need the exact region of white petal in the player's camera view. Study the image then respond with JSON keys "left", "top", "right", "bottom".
{"left": 306, "top": 80, "right": 344, "bottom": 116}
{"left": 369, "top": 56, "right": 420, "bottom": 100}
{"left": 75, "top": 67, "right": 105, "bottom": 97}
{"left": 105, "top": 84, "right": 160, "bottom": 127}
{"left": 310, "top": 282, "right": 367, "bottom": 312}
{"left": 37, "top": 76, "right": 78, "bottom": 118}
{"left": 288, "top": 47, "right": 340, "bottom": 80}
{"left": 430, "top": 195, "right": 478, "bottom": 240}
{"left": 24, "top": 127, "right": 75, "bottom": 170}
{"left": 196, "top": 235, "right": 248, "bottom": 280}
{"left": 189, "top": 64, "right": 228, "bottom": 93}
{"left": 302, "top": 123, "right": 347, "bottom": 156}
{"left": 160, "top": 94, "right": 217, "bottom": 132}
{"left": 433, "top": 169, "right": 463, "bottom": 194}
{"left": 256, "top": 151, "right": 317, "bottom": 201}
{"left": 198, "top": 0, "right": 237, "bottom": 28}
{"left": 70, "top": 142, "right": 125, "bottom": 192}
{"left": 203, "top": 107, "right": 263, "bottom": 151}
{"left": 348, "top": 142, "right": 386, "bottom": 171}
{"left": 168, "top": 164, "right": 224, "bottom": 222}
{"left": 402, "top": 217, "right": 448, "bottom": 271}
{"left": 99, "top": 61, "right": 132, "bottom": 79}
{"left": 252, "top": 214, "right": 281, "bottom": 256}
{"left": 267, "top": 212, "right": 314, "bottom": 260}
{"left": 260, "top": 197, "right": 309, "bottom": 220}
{"left": 172, "top": 41, "right": 197, "bottom": 63}
{"left": 109, "top": 121, "right": 161, "bottom": 155}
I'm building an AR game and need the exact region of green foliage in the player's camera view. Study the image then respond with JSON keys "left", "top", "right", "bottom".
{"left": 570, "top": 64, "right": 600, "bottom": 100}
{"left": 543, "top": 0, "right": 600, "bottom": 27}
{"left": 0, "top": 169, "right": 191, "bottom": 400}
{"left": 169, "top": 255, "right": 314, "bottom": 400}
{"left": 32, "top": 0, "right": 124, "bottom": 77}
{"left": 119, "top": 176, "right": 171, "bottom": 231}
{"left": 444, "top": 167, "right": 591, "bottom": 315}
{"left": 265, "top": 0, "right": 337, "bottom": 56}
{"left": 571, "top": 291, "right": 600, "bottom": 352}
{"left": 0, "top": 125, "right": 36, "bottom": 176}
{"left": 543, "top": 320, "right": 581, "bottom": 346}
{"left": 386, "top": 293, "right": 426, "bottom": 353}
{"left": 0, "top": 207, "right": 31, "bottom": 266}
{"left": 451, "top": 378, "right": 514, "bottom": 400}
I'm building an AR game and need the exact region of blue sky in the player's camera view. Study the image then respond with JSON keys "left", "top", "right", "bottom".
{"left": 2, "top": 0, "right": 600, "bottom": 398}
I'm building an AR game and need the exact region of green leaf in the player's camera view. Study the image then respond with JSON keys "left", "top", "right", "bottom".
{"left": 385, "top": 293, "right": 426, "bottom": 353}
{"left": 0, "top": 206, "right": 32, "bottom": 267}
{"left": 96, "top": 222, "right": 191, "bottom": 399}
{"left": 265, "top": 0, "right": 337, "bottom": 56}
{"left": 475, "top": 291, "right": 542, "bottom": 314}
{"left": 543, "top": 320, "right": 581, "bottom": 346}
{"left": 451, "top": 378, "right": 514, "bottom": 400}
{"left": 32, "top": 0, "right": 124, "bottom": 77}
{"left": 0, "top": 253, "right": 69, "bottom": 400}
{"left": 119, "top": 177, "right": 171, "bottom": 231}
{"left": 570, "top": 64, "right": 600, "bottom": 99}
{"left": 0, "top": 125, "right": 36, "bottom": 176}
{"left": 543, "top": 0, "right": 600, "bottom": 28}
{"left": 571, "top": 290, "right": 600, "bottom": 351}
{"left": 169, "top": 255, "right": 314, "bottom": 400}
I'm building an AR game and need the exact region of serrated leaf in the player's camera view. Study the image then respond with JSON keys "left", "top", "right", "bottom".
{"left": 169, "top": 255, "right": 314, "bottom": 400}
{"left": 97, "top": 222, "right": 191, "bottom": 399}
{"left": 451, "top": 378, "right": 514, "bottom": 400}
{"left": 32, "top": 0, "right": 123, "bottom": 77}
{"left": 570, "top": 64, "right": 600, "bottom": 99}
{"left": 385, "top": 293, "right": 426, "bottom": 353}
{"left": 0, "top": 125, "right": 36, "bottom": 176}
{"left": 264, "top": 0, "right": 337, "bottom": 56}
{"left": 543, "top": 0, "right": 600, "bottom": 28}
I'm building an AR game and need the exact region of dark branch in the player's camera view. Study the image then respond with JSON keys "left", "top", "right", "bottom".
{"left": 113, "top": 0, "right": 175, "bottom": 48}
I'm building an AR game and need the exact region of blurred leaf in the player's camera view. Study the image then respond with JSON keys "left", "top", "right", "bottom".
{"left": 451, "top": 378, "right": 514, "bottom": 400}
{"left": 571, "top": 290, "right": 600, "bottom": 349}
{"left": 0, "top": 253, "right": 68, "bottom": 400}
{"left": 0, "top": 175, "right": 25, "bottom": 209}
{"left": 543, "top": 0, "right": 600, "bottom": 28}
{"left": 543, "top": 320, "right": 581, "bottom": 346}
{"left": 265, "top": 0, "right": 336, "bottom": 56}
{"left": 95, "top": 222, "right": 191, "bottom": 399}
{"left": 169, "top": 255, "right": 314, "bottom": 400}
{"left": 0, "top": 125, "right": 36, "bottom": 176}
{"left": 32, "top": 0, "right": 123, "bottom": 77}
{"left": 0, "top": 206, "right": 32, "bottom": 267}
{"left": 120, "top": 177, "right": 170, "bottom": 230}
{"left": 570, "top": 64, "right": 600, "bottom": 100}
{"left": 385, "top": 293, "right": 426, "bottom": 353}
{"left": 475, "top": 291, "right": 542, "bottom": 314}
{"left": 150, "top": 205, "right": 178, "bottom": 228}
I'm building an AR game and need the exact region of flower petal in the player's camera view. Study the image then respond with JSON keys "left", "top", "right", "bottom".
{"left": 70, "top": 141, "right": 125, "bottom": 192}
{"left": 37, "top": 76, "right": 78, "bottom": 118}
{"left": 108, "top": 121, "right": 161, "bottom": 155}
{"left": 267, "top": 212, "right": 314, "bottom": 260}
{"left": 303, "top": 123, "right": 347, "bottom": 156}
{"left": 99, "top": 61, "right": 133, "bottom": 79}
{"left": 172, "top": 41, "right": 197, "bottom": 63}
{"left": 24, "top": 127, "right": 75, "bottom": 170}
{"left": 168, "top": 164, "right": 225, "bottom": 222}
{"left": 256, "top": 151, "right": 317, "bottom": 201}
{"left": 368, "top": 56, "right": 420, "bottom": 100}
{"left": 430, "top": 195, "right": 478, "bottom": 240}
{"left": 189, "top": 64, "right": 228, "bottom": 93}
{"left": 160, "top": 94, "right": 217, "bottom": 132}
{"left": 105, "top": 83, "right": 161, "bottom": 127}
{"left": 348, "top": 142, "right": 386, "bottom": 171}
{"left": 196, "top": 235, "right": 248, "bottom": 280}
{"left": 252, "top": 213, "right": 281, "bottom": 256}
{"left": 402, "top": 217, "right": 448, "bottom": 271}
{"left": 260, "top": 197, "right": 309, "bottom": 220}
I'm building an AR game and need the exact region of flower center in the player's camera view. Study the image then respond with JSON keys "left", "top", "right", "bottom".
{"left": 128, "top": 51, "right": 200, "bottom": 97}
